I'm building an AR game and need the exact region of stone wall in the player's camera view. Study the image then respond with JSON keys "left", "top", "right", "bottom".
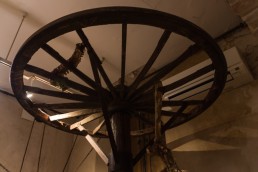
{"left": 218, "top": 26, "right": 258, "bottom": 79}
{"left": 166, "top": 72, "right": 258, "bottom": 172}
{"left": 228, "top": 0, "right": 258, "bottom": 35}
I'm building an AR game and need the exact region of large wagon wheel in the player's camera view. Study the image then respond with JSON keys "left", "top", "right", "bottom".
{"left": 11, "top": 7, "right": 227, "bottom": 171}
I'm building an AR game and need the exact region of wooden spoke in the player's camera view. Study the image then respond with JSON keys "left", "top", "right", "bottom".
{"left": 76, "top": 29, "right": 117, "bottom": 96}
{"left": 70, "top": 112, "right": 103, "bottom": 130}
{"left": 49, "top": 109, "right": 101, "bottom": 121}
{"left": 76, "top": 29, "right": 118, "bottom": 161}
{"left": 132, "top": 139, "right": 154, "bottom": 166}
{"left": 160, "top": 64, "right": 214, "bottom": 93}
{"left": 104, "top": 113, "right": 118, "bottom": 161}
{"left": 41, "top": 44, "right": 97, "bottom": 89}
{"left": 128, "top": 30, "right": 172, "bottom": 94}
{"left": 25, "top": 64, "right": 97, "bottom": 96}
{"left": 161, "top": 110, "right": 189, "bottom": 117}
{"left": 121, "top": 23, "right": 127, "bottom": 89}
{"left": 162, "top": 100, "right": 203, "bottom": 107}
{"left": 85, "top": 135, "right": 109, "bottom": 165}
{"left": 130, "top": 44, "right": 200, "bottom": 100}
{"left": 92, "top": 120, "right": 105, "bottom": 135}
{"left": 24, "top": 86, "right": 98, "bottom": 102}
{"left": 33, "top": 102, "right": 100, "bottom": 109}
{"left": 162, "top": 105, "right": 187, "bottom": 132}
{"left": 88, "top": 67, "right": 118, "bottom": 160}
{"left": 142, "top": 44, "right": 201, "bottom": 81}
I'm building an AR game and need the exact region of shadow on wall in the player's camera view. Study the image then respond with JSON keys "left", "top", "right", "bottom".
{"left": 167, "top": 80, "right": 258, "bottom": 172}
{"left": 169, "top": 116, "right": 258, "bottom": 172}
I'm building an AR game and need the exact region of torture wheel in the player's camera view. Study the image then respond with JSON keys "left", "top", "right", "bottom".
{"left": 11, "top": 7, "right": 227, "bottom": 171}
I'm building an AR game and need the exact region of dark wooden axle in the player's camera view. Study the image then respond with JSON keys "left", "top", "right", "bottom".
{"left": 109, "top": 112, "right": 132, "bottom": 172}
{"left": 107, "top": 86, "right": 150, "bottom": 172}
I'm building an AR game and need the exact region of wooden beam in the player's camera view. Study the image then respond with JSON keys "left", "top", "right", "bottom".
{"left": 70, "top": 112, "right": 103, "bottom": 130}
{"left": 49, "top": 109, "right": 100, "bottom": 121}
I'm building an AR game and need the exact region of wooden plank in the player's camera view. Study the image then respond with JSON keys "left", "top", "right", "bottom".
{"left": 49, "top": 109, "right": 100, "bottom": 121}
{"left": 85, "top": 135, "right": 109, "bottom": 165}
{"left": 70, "top": 112, "right": 103, "bottom": 130}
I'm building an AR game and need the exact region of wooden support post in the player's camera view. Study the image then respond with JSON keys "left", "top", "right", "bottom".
{"left": 109, "top": 112, "right": 132, "bottom": 172}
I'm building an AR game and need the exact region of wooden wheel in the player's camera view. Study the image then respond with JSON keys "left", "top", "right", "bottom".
{"left": 11, "top": 7, "right": 227, "bottom": 169}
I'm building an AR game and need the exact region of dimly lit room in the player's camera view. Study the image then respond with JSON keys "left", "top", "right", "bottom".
{"left": 0, "top": 1, "right": 258, "bottom": 172}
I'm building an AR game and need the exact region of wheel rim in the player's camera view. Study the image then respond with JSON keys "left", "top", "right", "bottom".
{"left": 11, "top": 7, "right": 227, "bottom": 139}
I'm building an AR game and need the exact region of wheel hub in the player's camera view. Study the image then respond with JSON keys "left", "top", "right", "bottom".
{"left": 107, "top": 84, "right": 155, "bottom": 114}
